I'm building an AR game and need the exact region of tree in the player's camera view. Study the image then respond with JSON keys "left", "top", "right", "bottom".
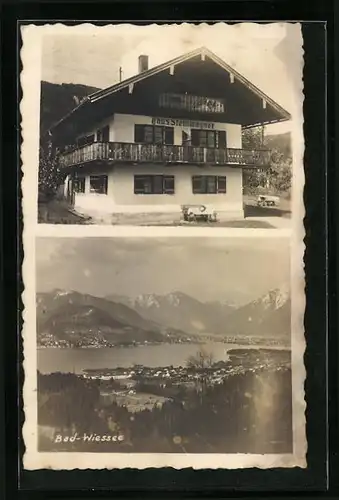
{"left": 186, "top": 349, "right": 215, "bottom": 403}
{"left": 186, "top": 348, "right": 215, "bottom": 369}
{"left": 242, "top": 127, "right": 292, "bottom": 195}
{"left": 38, "top": 141, "right": 62, "bottom": 199}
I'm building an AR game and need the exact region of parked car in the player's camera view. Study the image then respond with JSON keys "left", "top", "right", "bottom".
{"left": 181, "top": 204, "right": 217, "bottom": 222}
{"left": 257, "top": 195, "right": 280, "bottom": 207}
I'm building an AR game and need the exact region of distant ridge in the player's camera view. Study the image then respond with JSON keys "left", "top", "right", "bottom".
{"left": 40, "top": 81, "right": 101, "bottom": 134}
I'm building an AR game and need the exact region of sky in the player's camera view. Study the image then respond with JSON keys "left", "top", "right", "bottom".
{"left": 40, "top": 23, "right": 303, "bottom": 135}
{"left": 36, "top": 237, "right": 290, "bottom": 306}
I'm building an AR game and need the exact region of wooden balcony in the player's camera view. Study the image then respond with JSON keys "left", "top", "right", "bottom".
{"left": 59, "top": 142, "right": 271, "bottom": 169}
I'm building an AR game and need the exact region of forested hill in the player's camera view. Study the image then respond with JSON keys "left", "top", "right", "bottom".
{"left": 265, "top": 132, "right": 291, "bottom": 158}
{"left": 40, "top": 81, "right": 101, "bottom": 134}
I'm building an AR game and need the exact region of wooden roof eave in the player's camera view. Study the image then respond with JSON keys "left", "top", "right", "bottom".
{"left": 50, "top": 46, "right": 291, "bottom": 132}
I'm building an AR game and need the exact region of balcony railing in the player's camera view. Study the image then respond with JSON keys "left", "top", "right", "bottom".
{"left": 59, "top": 142, "right": 271, "bottom": 168}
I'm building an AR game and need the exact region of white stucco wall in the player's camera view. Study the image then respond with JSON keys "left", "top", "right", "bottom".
{"left": 76, "top": 113, "right": 242, "bottom": 149}
{"left": 73, "top": 165, "right": 244, "bottom": 219}
{"left": 72, "top": 113, "right": 244, "bottom": 219}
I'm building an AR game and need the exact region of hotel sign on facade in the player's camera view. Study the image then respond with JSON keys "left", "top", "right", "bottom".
{"left": 151, "top": 117, "right": 215, "bottom": 129}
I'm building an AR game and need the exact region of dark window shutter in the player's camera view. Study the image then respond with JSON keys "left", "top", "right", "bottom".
{"left": 206, "top": 175, "right": 217, "bottom": 193}
{"left": 191, "top": 129, "right": 200, "bottom": 147}
{"left": 102, "top": 125, "right": 110, "bottom": 142}
{"left": 164, "top": 127, "right": 174, "bottom": 145}
{"left": 154, "top": 127, "right": 163, "bottom": 144}
{"left": 134, "top": 125, "right": 144, "bottom": 143}
{"left": 144, "top": 126, "right": 153, "bottom": 143}
{"left": 163, "top": 176, "right": 175, "bottom": 194}
{"left": 192, "top": 175, "right": 203, "bottom": 193}
{"left": 217, "top": 176, "right": 227, "bottom": 193}
{"left": 217, "top": 130, "right": 227, "bottom": 149}
{"left": 153, "top": 175, "right": 163, "bottom": 194}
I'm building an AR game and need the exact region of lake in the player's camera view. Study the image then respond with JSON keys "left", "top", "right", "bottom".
{"left": 37, "top": 342, "right": 287, "bottom": 374}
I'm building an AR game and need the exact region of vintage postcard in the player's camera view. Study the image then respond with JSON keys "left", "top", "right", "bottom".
{"left": 20, "top": 22, "right": 305, "bottom": 470}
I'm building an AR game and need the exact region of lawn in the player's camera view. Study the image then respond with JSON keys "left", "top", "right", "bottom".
{"left": 38, "top": 199, "right": 92, "bottom": 225}
{"left": 37, "top": 195, "right": 291, "bottom": 229}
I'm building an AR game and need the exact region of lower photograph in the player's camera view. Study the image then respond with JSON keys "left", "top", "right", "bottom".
{"left": 23, "top": 234, "right": 305, "bottom": 469}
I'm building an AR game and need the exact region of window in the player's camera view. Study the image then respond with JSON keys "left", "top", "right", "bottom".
{"left": 191, "top": 130, "right": 226, "bottom": 149}
{"left": 135, "top": 125, "right": 174, "bottom": 145}
{"left": 192, "top": 176, "right": 227, "bottom": 194}
{"left": 89, "top": 175, "right": 108, "bottom": 194}
{"left": 73, "top": 177, "right": 85, "bottom": 193}
{"left": 96, "top": 125, "right": 110, "bottom": 142}
{"left": 134, "top": 175, "right": 175, "bottom": 195}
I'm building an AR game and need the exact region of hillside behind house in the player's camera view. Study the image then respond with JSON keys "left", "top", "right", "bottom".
{"left": 40, "top": 81, "right": 101, "bottom": 134}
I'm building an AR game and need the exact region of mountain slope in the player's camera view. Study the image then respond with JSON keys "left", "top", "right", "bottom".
{"left": 223, "top": 288, "right": 291, "bottom": 339}
{"left": 40, "top": 81, "right": 101, "bottom": 133}
{"left": 37, "top": 290, "right": 186, "bottom": 346}
{"left": 106, "top": 292, "right": 235, "bottom": 336}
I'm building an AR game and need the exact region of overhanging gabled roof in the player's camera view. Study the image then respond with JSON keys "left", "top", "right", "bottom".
{"left": 50, "top": 46, "right": 291, "bottom": 133}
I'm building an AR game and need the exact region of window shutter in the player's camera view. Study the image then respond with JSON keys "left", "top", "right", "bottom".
{"left": 144, "top": 126, "right": 153, "bottom": 143}
{"left": 163, "top": 176, "right": 175, "bottom": 194}
{"left": 164, "top": 127, "right": 174, "bottom": 145}
{"left": 102, "top": 125, "right": 110, "bottom": 142}
{"left": 217, "top": 130, "right": 227, "bottom": 149}
{"left": 134, "top": 125, "right": 144, "bottom": 143}
{"left": 154, "top": 127, "right": 163, "bottom": 144}
{"left": 192, "top": 176, "right": 203, "bottom": 193}
{"left": 217, "top": 176, "right": 227, "bottom": 193}
{"left": 206, "top": 175, "right": 217, "bottom": 193}
{"left": 191, "top": 129, "right": 200, "bottom": 147}
{"left": 153, "top": 175, "right": 163, "bottom": 194}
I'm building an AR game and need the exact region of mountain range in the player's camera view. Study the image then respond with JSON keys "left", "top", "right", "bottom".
{"left": 107, "top": 288, "right": 290, "bottom": 339}
{"left": 36, "top": 290, "right": 186, "bottom": 347}
{"left": 106, "top": 292, "right": 236, "bottom": 336}
{"left": 37, "top": 287, "right": 291, "bottom": 347}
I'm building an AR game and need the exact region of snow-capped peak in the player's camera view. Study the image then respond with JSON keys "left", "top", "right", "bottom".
{"left": 167, "top": 292, "right": 181, "bottom": 307}
{"left": 259, "top": 287, "right": 289, "bottom": 310}
{"left": 135, "top": 293, "right": 161, "bottom": 308}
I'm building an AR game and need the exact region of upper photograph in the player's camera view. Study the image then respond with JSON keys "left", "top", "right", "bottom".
{"left": 37, "top": 23, "right": 301, "bottom": 228}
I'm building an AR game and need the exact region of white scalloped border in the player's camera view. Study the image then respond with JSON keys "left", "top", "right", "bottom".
{"left": 20, "top": 22, "right": 306, "bottom": 470}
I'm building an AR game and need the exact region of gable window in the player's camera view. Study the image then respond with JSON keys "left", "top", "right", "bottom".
{"left": 134, "top": 175, "right": 175, "bottom": 195}
{"left": 96, "top": 125, "right": 110, "bottom": 142}
{"left": 192, "top": 175, "right": 227, "bottom": 194}
{"left": 89, "top": 175, "right": 108, "bottom": 194}
{"left": 191, "top": 130, "right": 226, "bottom": 149}
{"left": 73, "top": 177, "right": 85, "bottom": 193}
{"left": 135, "top": 125, "right": 174, "bottom": 145}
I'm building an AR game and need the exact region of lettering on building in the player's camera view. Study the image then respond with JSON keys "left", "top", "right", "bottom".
{"left": 151, "top": 117, "right": 215, "bottom": 129}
